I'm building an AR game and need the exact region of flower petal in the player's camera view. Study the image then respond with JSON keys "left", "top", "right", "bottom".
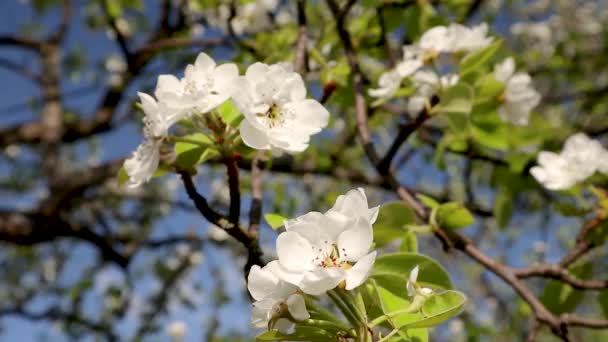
{"left": 247, "top": 265, "right": 279, "bottom": 301}
{"left": 239, "top": 119, "right": 271, "bottom": 150}
{"left": 194, "top": 52, "right": 216, "bottom": 71}
{"left": 299, "top": 268, "right": 345, "bottom": 295}
{"left": 276, "top": 232, "right": 316, "bottom": 273}
{"left": 286, "top": 293, "right": 309, "bottom": 321}
{"left": 344, "top": 251, "right": 376, "bottom": 290}
{"left": 337, "top": 217, "right": 373, "bottom": 262}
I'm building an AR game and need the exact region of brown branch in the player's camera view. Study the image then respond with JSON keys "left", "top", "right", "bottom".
{"left": 48, "top": 0, "right": 71, "bottom": 44}
{"left": 0, "top": 35, "right": 42, "bottom": 51}
{"left": 248, "top": 151, "right": 264, "bottom": 237}
{"left": 225, "top": 156, "right": 241, "bottom": 225}
{"left": 178, "top": 171, "right": 262, "bottom": 273}
{"left": 377, "top": 107, "right": 433, "bottom": 174}
{"left": 0, "top": 57, "right": 41, "bottom": 83}
{"left": 560, "top": 314, "right": 608, "bottom": 329}
{"left": 515, "top": 264, "right": 608, "bottom": 290}
{"left": 102, "top": 0, "right": 132, "bottom": 64}
{"left": 294, "top": 0, "right": 308, "bottom": 73}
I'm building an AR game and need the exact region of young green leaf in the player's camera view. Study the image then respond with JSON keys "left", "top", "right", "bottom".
{"left": 373, "top": 201, "right": 418, "bottom": 247}
{"left": 459, "top": 39, "right": 503, "bottom": 77}
{"left": 436, "top": 202, "right": 475, "bottom": 230}
{"left": 264, "top": 213, "right": 288, "bottom": 230}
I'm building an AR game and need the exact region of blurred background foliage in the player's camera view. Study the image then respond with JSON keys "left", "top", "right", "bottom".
{"left": 0, "top": 0, "right": 607, "bottom": 341}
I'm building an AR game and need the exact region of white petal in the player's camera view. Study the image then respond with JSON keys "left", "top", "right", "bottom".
{"left": 212, "top": 63, "right": 239, "bottom": 94}
{"left": 344, "top": 251, "right": 377, "bottom": 290}
{"left": 276, "top": 232, "right": 316, "bottom": 273}
{"left": 265, "top": 260, "right": 305, "bottom": 286}
{"left": 274, "top": 318, "right": 295, "bottom": 334}
{"left": 288, "top": 100, "right": 329, "bottom": 133}
{"left": 337, "top": 218, "right": 373, "bottom": 262}
{"left": 247, "top": 265, "right": 279, "bottom": 301}
{"left": 239, "top": 119, "right": 271, "bottom": 150}
{"left": 194, "top": 52, "right": 216, "bottom": 71}
{"left": 299, "top": 268, "right": 345, "bottom": 295}
{"left": 410, "top": 265, "right": 419, "bottom": 283}
{"left": 246, "top": 62, "right": 270, "bottom": 82}
{"left": 124, "top": 140, "right": 160, "bottom": 188}
{"left": 286, "top": 293, "right": 309, "bottom": 321}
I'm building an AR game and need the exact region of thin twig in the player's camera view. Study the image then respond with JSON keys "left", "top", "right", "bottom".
{"left": 248, "top": 151, "right": 264, "bottom": 237}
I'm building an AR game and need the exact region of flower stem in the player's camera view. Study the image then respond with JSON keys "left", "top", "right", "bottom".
{"left": 298, "top": 319, "right": 355, "bottom": 336}
{"left": 377, "top": 328, "right": 400, "bottom": 342}
{"left": 168, "top": 136, "right": 215, "bottom": 149}
{"left": 327, "top": 289, "right": 362, "bottom": 328}
{"left": 304, "top": 296, "right": 347, "bottom": 326}
{"left": 368, "top": 296, "right": 425, "bottom": 328}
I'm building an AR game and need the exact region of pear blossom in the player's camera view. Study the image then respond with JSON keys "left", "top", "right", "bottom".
{"left": 232, "top": 62, "right": 329, "bottom": 153}
{"left": 493, "top": 58, "right": 541, "bottom": 126}
{"left": 419, "top": 23, "right": 492, "bottom": 56}
{"left": 123, "top": 93, "right": 172, "bottom": 188}
{"left": 369, "top": 46, "right": 423, "bottom": 99}
{"left": 167, "top": 321, "right": 186, "bottom": 339}
{"left": 531, "top": 133, "right": 608, "bottom": 190}
{"left": 155, "top": 52, "right": 238, "bottom": 116}
{"left": 248, "top": 264, "right": 309, "bottom": 332}
{"left": 271, "top": 189, "right": 378, "bottom": 295}
{"left": 406, "top": 265, "right": 433, "bottom": 297}
{"left": 448, "top": 23, "right": 493, "bottom": 53}
{"left": 408, "top": 70, "right": 459, "bottom": 115}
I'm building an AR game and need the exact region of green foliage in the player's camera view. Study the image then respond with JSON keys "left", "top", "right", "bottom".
{"left": 255, "top": 326, "right": 337, "bottom": 341}
{"left": 371, "top": 253, "right": 452, "bottom": 296}
{"left": 541, "top": 263, "right": 593, "bottom": 314}
{"left": 217, "top": 100, "right": 243, "bottom": 128}
{"left": 459, "top": 40, "right": 503, "bottom": 77}
{"left": 436, "top": 202, "right": 475, "bottom": 230}
{"left": 174, "top": 133, "right": 220, "bottom": 171}
{"left": 374, "top": 201, "right": 418, "bottom": 247}
{"left": 264, "top": 213, "right": 287, "bottom": 230}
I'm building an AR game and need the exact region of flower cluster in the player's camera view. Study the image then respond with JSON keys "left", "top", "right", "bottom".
{"left": 493, "top": 58, "right": 540, "bottom": 126}
{"left": 247, "top": 188, "right": 378, "bottom": 331}
{"left": 531, "top": 133, "right": 608, "bottom": 190}
{"left": 123, "top": 53, "right": 328, "bottom": 187}
{"left": 369, "top": 23, "right": 541, "bottom": 125}
{"left": 369, "top": 23, "right": 492, "bottom": 111}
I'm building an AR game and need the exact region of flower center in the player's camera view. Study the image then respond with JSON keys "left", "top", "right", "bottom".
{"left": 257, "top": 103, "right": 288, "bottom": 128}
{"left": 312, "top": 242, "right": 351, "bottom": 269}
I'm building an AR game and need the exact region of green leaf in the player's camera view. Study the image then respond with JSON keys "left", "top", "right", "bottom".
{"left": 256, "top": 326, "right": 336, "bottom": 341}
{"left": 436, "top": 202, "right": 475, "bottom": 230}
{"left": 374, "top": 202, "right": 418, "bottom": 248}
{"left": 494, "top": 187, "right": 513, "bottom": 229}
{"left": 117, "top": 166, "right": 129, "bottom": 186}
{"left": 408, "top": 291, "right": 466, "bottom": 328}
{"left": 217, "top": 99, "right": 242, "bottom": 127}
{"left": 416, "top": 194, "right": 439, "bottom": 209}
{"left": 471, "top": 122, "right": 508, "bottom": 151}
{"left": 371, "top": 253, "right": 452, "bottom": 296}
{"left": 264, "top": 213, "right": 287, "bottom": 230}
{"left": 474, "top": 74, "right": 505, "bottom": 101}
{"left": 174, "top": 133, "right": 219, "bottom": 169}
{"left": 399, "top": 231, "right": 418, "bottom": 253}
{"left": 459, "top": 40, "right": 503, "bottom": 77}
{"left": 541, "top": 263, "right": 593, "bottom": 314}
{"left": 599, "top": 290, "right": 608, "bottom": 318}
{"left": 433, "top": 83, "right": 474, "bottom": 116}
{"left": 105, "top": 0, "right": 122, "bottom": 18}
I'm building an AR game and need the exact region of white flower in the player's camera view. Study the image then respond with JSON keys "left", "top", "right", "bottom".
{"left": 448, "top": 23, "right": 493, "bottom": 53}
{"left": 530, "top": 133, "right": 607, "bottom": 190}
{"left": 167, "top": 321, "right": 186, "bottom": 339}
{"left": 369, "top": 46, "right": 423, "bottom": 99}
{"left": 248, "top": 264, "right": 309, "bottom": 332}
{"left": 406, "top": 265, "right": 433, "bottom": 297}
{"left": 271, "top": 189, "right": 378, "bottom": 295}
{"left": 419, "top": 23, "right": 492, "bottom": 56}
{"left": 493, "top": 58, "right": 541, "bottom": 126}
{"left": 419, "top": 26, "right": 453, "bottom": 54}
{"left": 233, "top": 63, "right": 329, "bottom": 153}
{"left": 123, "top": 93, "right": 173, "bottom": 188}
{"left": 155, "top": 52, "right": 238, "bottom": 115}
{"left": 408, "top": 70, "right": 459, "bottom": 115}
